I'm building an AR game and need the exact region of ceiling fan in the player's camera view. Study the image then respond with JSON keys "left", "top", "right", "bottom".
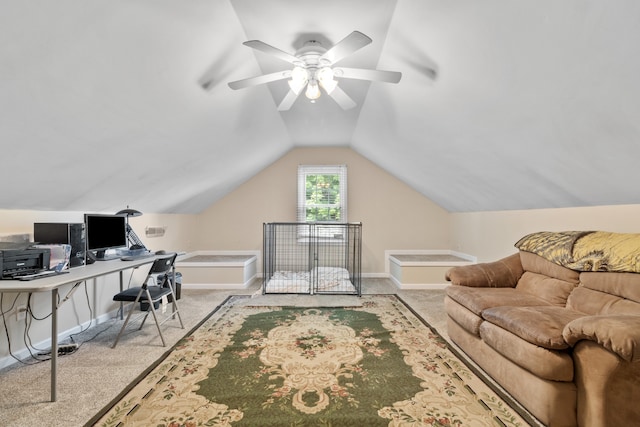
{"left": 228, "top": 31, "right": 402, "bottom": 111}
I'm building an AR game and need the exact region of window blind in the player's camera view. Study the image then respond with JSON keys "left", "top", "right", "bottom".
{"left": 297, "top": 164, "right": 347, "bottom": 223}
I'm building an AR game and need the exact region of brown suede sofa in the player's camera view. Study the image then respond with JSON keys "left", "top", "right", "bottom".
{"left": 444, "top": 231, "right": 640, "bottom": 426}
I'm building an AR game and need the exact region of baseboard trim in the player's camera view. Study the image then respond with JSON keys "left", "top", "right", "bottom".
{"left": 181, "top": 282, "right": 253, "bottom": 290}
{"left": 395, "top": 283, "right": 449, "bottom": 290}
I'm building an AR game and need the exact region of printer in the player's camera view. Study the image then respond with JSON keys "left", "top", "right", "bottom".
{"left": 0, "top": 243, "right": 51, "bottom": 279}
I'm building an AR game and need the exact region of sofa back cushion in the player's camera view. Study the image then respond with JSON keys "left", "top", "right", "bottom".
{"left": 519, "top": 251, "right": 581, "bottom": 282}
{"left": 515, "top": 251, "right": 580, "bottom": 306}
{"left": 567, "top": 272, "right": 640, "bottom": 315}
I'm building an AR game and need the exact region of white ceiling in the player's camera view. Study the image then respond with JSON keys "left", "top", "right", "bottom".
{"left": 2, "top": 0, "right": 640, "bottom": 214}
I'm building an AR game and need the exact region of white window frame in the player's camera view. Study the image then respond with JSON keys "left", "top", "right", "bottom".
{"left": 297, "top": 164, "right": 347, "bottom": 231}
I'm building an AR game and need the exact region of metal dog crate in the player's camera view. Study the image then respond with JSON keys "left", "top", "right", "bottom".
{"left": 263, "top": 222, "right": 362, "bottom": 296}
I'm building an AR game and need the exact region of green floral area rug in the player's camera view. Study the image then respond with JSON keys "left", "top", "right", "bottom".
{"left": 91, "top": 295, "right": 533, "bottom": 426}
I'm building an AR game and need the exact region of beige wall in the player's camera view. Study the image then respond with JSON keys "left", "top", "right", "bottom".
{"left": 193, "top": 147, "right": 453, "bottom": 273}
{"left": 127, "top": 213, "right": 197, "bottom": 253}
{"left": 452, "top": 204, "right": 640, "bottom": 262}
{"left": 0, "top": 209, "right": 195, "bottom": 255}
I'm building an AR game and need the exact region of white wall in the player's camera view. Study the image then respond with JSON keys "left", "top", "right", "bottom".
{"left": 451, "top": 204, "right": 640, "bottom": 262}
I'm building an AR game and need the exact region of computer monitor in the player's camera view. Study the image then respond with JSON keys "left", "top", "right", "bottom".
{"left": 84, "top": 214, "right": 127, "bottom": 260}
{"left": 33, "top": 222, "right": 86, "bottom": 267}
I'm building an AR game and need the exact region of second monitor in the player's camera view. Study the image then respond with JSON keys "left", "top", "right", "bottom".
{"left": 34, "top": 222, "right": 86, "bottom": 268}
{"left": 84, "top": 214, "right": 127, "bottom": 261}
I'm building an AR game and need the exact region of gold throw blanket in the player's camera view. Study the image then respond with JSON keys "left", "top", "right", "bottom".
{"left": 515, "top": 231, "right": 640, "bottom": 273}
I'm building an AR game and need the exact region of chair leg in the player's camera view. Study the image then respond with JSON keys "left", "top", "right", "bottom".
{"left": 145, "top": 288, "right": 167, "bottom": 347}
{"left": 167, "top": 285, "right": 184, "bottom": 329}
{"left": 112, "top": 284, "right": 183, "bottom": 349}
{"left": 139, "top": 311, "right": 150, "bottom": 330}
{"left": 112, "top": 289, "right": 145, "bottom": 349}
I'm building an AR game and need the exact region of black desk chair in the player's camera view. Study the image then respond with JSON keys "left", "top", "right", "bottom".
{"left": 112, "top": 253, "right": 184, "bottom": 348}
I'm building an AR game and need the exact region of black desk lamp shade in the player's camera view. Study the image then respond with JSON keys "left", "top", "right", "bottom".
{"left": 116, "top": 207, "right": 146, "bottom": 250}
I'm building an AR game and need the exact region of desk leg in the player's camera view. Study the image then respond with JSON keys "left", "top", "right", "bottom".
{"left": 51, "top": 288, "right": 58, "bottom": 402}
{"left": 119, "top": 271, "right": 124, "bottom": 320}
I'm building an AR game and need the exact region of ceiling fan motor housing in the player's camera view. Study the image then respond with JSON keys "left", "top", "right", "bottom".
{"left": 295, "top": 40, "right": 330, "bottom": 72}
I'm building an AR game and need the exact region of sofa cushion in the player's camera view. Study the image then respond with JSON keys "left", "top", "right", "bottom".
{"left": 516, "top": 271, "right": 578, "bottom": 306}
{"left": 444, "top": 296, "right": 483, "bottom": 336}
{"left": 519, "top": 251, "right": 580, "bottom": 283}
{"left": 512, "top": 252, "right": 580, "bottom": 306}
{"left": 446, "top": 286, "right": 552, "bottom": 317}
{"left": 580, "top": 272, "right": 640, "bottom": 304}
{"left": 567, "top": 287, "right": 640, "bottom": 316}
{"left": 479, "top": 321, "right": 575, "bottom": 382}
{"left": 482, "top": 306, "right": 585, "bottom": 350}
{"left": 567, "top": 272, "right": 640, "bottom": 316}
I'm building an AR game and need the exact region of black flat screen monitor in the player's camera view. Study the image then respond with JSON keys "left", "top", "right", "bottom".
{"left": 84, "top": 214, "right": 127, "bottom": 260}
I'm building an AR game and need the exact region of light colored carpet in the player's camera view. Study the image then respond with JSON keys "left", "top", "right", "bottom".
{"left": 0, "top": 279, "right": 535, "bottom": 426}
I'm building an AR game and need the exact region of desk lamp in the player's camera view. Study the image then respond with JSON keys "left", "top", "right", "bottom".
{"left": 116, "top": 207, "right": 147, "bottom": 250}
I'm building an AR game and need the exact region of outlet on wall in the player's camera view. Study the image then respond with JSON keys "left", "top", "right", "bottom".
{"left": 16, "top": 305, "right": 27, "bottom": 321}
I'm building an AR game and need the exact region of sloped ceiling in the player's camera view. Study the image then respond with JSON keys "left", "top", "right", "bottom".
{"left": 1, "top": 0, "right": 639, "bottom": 214}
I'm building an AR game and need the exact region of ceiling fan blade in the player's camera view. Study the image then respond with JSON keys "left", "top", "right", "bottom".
{"left": 277, "top": 90, "right": 300, "bottom": 111}
{"left": 328, "top": 85, "right": 357, "bottom": 110}
{"left": 321, "top": 31, "right": 372, "bottom": 65}
{"left": 334, "top": 67, "right": 402, "bottom": 84}
{"left": 228, "top": 70, "right": 292, "bottom": 90}
{"left": 243, "top": 40, "right": 300, "bottom": 65}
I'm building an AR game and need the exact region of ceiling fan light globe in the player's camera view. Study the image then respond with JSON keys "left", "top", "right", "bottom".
{"left": 288, "top": 79, "right": 307, "bottom": 95}
{"left": 290, "top": 66, "right": 309, "bottom": 84}
{"left": 319, "top": 78, "right": 338, "bottom": 95}
{"left": 317, "top": 67, "right": 337, "bottom": 94}
{"left": 305, "top": 80, "right": 321, "bottom": 100}
{"left": 317, "top": 67, "right": 334, "bottom": 83}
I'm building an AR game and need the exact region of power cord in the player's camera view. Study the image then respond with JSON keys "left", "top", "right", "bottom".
{"left": 1, "top": 293, "right": 42, "bottom": 365}
{"left": 69, "top": 281, "right": 98, "bottom": 349}
{"left": 3, "top": 268, "right": 139, "bottom": 364}
{"left": 10, "top": 281, "right": 85, "bottom": 362}
{"left": 27, "top": 281, "right": 85, "bottom": 358}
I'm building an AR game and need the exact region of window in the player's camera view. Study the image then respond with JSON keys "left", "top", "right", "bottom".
{"left": 297, "top": 165, "right": 347, "bottom": 223}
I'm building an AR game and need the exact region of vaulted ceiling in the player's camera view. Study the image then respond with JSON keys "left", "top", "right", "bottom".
{"left": 2, "top": 1, "right": 639, "bottom": 214}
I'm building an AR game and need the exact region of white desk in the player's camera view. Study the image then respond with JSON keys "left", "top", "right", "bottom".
{"left": 0, "top": 257, "right": 157, "bottom": 401}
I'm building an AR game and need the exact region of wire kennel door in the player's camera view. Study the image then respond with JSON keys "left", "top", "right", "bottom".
{"left": 263, "top": 222, "right": 362, "bottom": 296}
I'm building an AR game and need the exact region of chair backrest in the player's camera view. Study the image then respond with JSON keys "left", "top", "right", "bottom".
{"left": 148, "top": 253, "right": 177, "bottom": 276}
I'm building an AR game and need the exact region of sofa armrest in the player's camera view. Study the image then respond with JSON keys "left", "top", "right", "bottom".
{"left": 445, "top": 253, "right": 524, "bottom": 288}
{"left": 563, "top": 315, "right": 640, "bottom": 362}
